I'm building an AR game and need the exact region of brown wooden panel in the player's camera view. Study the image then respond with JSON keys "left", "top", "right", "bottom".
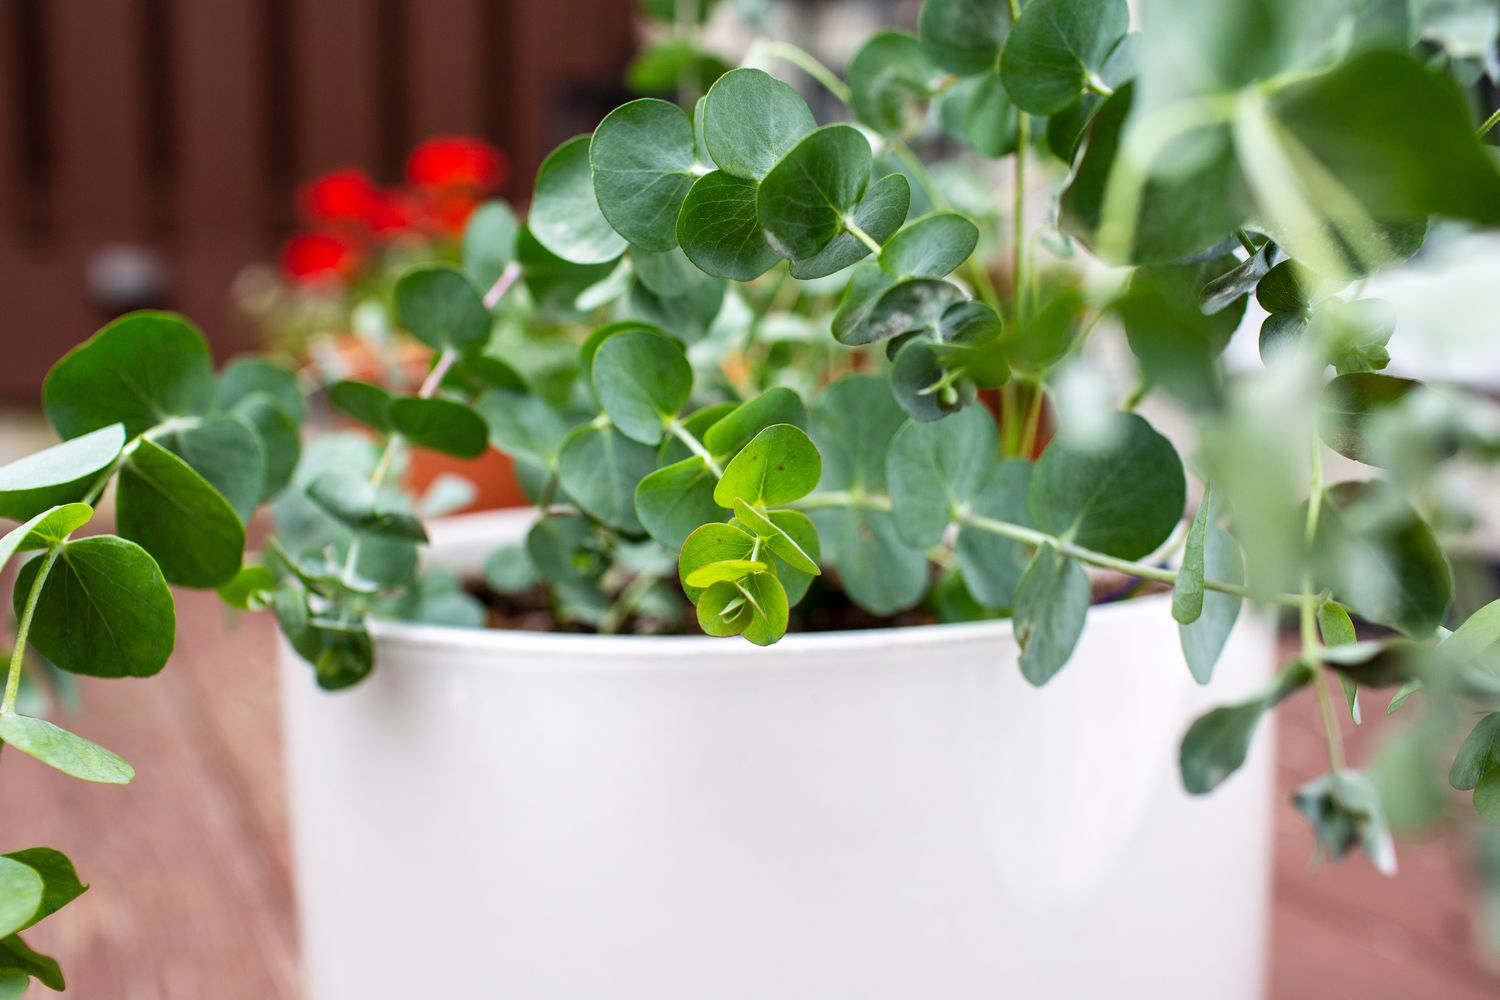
{"left": 291, "top": 0, "right": 382, "bottom": 175}
{"left": 46, "top": 0, "right": 153, "bottom": 238}
{"left": 404, "top": 0, "right": 486, "bottom": 144}
{"left": 0, "top": 0, "right": 23, "bottom": 229}
{"left": 171, "top": 0, "right": 269, "bottom": 229}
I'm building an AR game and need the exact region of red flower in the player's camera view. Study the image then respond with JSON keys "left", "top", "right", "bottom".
{"left": 281, "top": 232, "right": 363, "bottom": 284}
{"left": 406, "top": 136, "right": 507, "bottom": 192}
{"left": 297, "top": 168, "right": 379, "bottom": 226}
{"left": 369, "top": 188, "right": 421, "bottom": 240}
{"left": 424, "top": 189, "right": 483, "bottom": 237}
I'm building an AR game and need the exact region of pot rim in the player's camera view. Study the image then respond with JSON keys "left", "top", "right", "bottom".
{"left": 367, "top": 508, "right": 1174, "bottom": 662}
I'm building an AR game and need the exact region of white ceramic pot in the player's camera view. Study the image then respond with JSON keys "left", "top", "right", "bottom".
{"left": 281, "top": 510, "right": 1277, "bottom": 1000}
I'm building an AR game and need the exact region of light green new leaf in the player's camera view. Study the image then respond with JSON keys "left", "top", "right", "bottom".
{"left": 218, "top": 564, "right": 276, "bottom": 612}
{"left": 790, "top": 173, "right": 911, "bottom": 280}
{"left": 635, "top": 456, "right": 722, "bottom": 549}
{"left": 731, "top": 498, "right": 820, "bottom": 575}
{"left": 0, "top": 849, "right": 86, "bottom": 930}
{"left": 389, "top": 397, "right": 489, "bottom": 458}
{"left": 1028, "top": 411, "right": 1185, "bottom": 559}
{"left": 919, "top": 0, "right": 1009, "bottom": 76}
{"left": 880, "top": 211, "right": 980, "bottom": 279}
{"left": 1450, "top": 714, "right": 1500, "bottom": 792}
{"left": 684, "top": 559, "right": 769, "bottom": 589}
{"left": 887, "top": 403, "right": 998, "bottom": 548}
{"left": 591, "top": 98, "right": 698, "bottom": 252}
{"left": 1001, "top": 0, "right": 1129, "bottom": 114}
{"left": 591, "top": 331, "right": 693, "bottom": 445}
{"left": 118, "top": 438, "right": 246, "bottom": 587}
{"left": 697, "top": 579, "right": 755, "bottom": 637}
{"left": 557, "top": 423, "right": 657, "bottom": 533}
{"left": 1013, "top": 543, "right": 1091, "bottom": 686}
{"left": 306, "top": 469, "right": 428, "bottom": 543}
{"left": 43, "top": 311, "right": 215, "bottom": 439}
{"left": 757, "top": 125, "right": 873, "bottom": 261}
{"left": 679, "top": 522, "right": 758, "bottom": 602}
{"left": 461, "top": 200, "right": 519, "bottom": 291}
{"left": 0, "top": 424, "right": 124, "bottom": 522}
{"left": 0, "top": 713, "right": 135, "bottom": 784}
{"left": 14, "top": 535, "right": 175, "bottom": 678}
{"left": 701, "top": 68, "right": 816, "bottom": 181}
{"left": 0, "top": 860, "right": 41, "bottom": 939}
{"left": 0, "top": 505, "right": 91, "bottom": 577}
{"left": 395, "top": 266, "right": 492, "bottom": 354}
{"left": 848, "top": 31, "right": 935, "bottom": 138}
{"left": 713, "top": 424, "right": 821, "bottom": 508}
{"left": 954, "top": 458, "right": 1031, "bottom": 608}
{"left": 530, "top": 135, "right": 628, "bottom": 264}
{"left": 738, "top": 571, "right": 790, "bottom": 646}
{"left": 741, "top": 508, "right": 821, "bottom": 605}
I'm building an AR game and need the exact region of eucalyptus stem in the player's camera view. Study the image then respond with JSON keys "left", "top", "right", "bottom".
{"left": 846, "top": 219, "right": 884, "bottom": 255}
{"left": 1017, "top": 383, "right": 1046, "bottom": 458}
{"left": 1301, "top": 443, "right": 1346, "bottom": 776}
{"left": 665, "top": 418, "right": 725, "bottom": 477}
{"left": 600, "top": 572, "right": 661, "bottom": 634}
{"left": 1479, "top": 105, "right": 1500, "bottom": 139}
{"left": 1012, "top": 114, "right": 1029, "bottom": 324}
{"left": 752, "top": 40, "right": 853, "bottom": 105}
{"left": 789, "top": 489, "right": 1306, "bottom": 608}
{"left": 483, "top": 261, "right": 523, "bottom": 310}
{"left": 3, "top": 547, "right": 61, "bottom": 716}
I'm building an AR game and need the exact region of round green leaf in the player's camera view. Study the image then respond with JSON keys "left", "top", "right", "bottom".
{"left": 0, "top": 424, "right": 124, "bottom": 522}
{"left": 811, "top": 373, "right": 907, "bottom": 494}
{"left": 557, "top": 424, "right": 657, "bottom": 533}
{"left": 118, "top": 438, "right": 246, "bottom": 587}
{"left": 1, "top": 848, "right": 87, "bottom": 929}
{"left": 888, "top": 403, "right": 998, "bottom": 548}
{"left": 635, "top": 456, "right": 723, "bottom": 549}
{"left": 158, "top": 413, "right": 267, "bottom": 523}
{"left": 395, "top": 266, "right": 492, "bottom": 354}
{"left": 389, "top": 397, "right": 490, "bottom": 458}
{"left": 591, "top": 99, "right": 698, "bottom": 252}
{"left": 730, "top": 498, "right": 820, "bottom": 575}
{"left": 679, "top": 521, "right": 757, "bottom": 601}
{"left": 790, "top": 173, "right": 911, "bottom": 280}
{"left": 701, "top": 386, "right": 808, "bottom": 459}
{"left": 0, "top": 714, "right": 135, "bottom": 785}
{"left": 626, "top": 276, "right": 727, "bottom": 344}
{"left": 676, "top": 170, "right": 780, "bottom": 281}
{"left": 515, "top": 224, "right": 617, "bottom": 317}
{"left": 15, "top": 535, "right": 175, "bottom": 678}
{"left": 306, "top": 469, "right": 428, "bottom": 542}
{"left": 632, "top": 245, "right": 703, "bottom": 297}
{"left": 939, "top": 70, "right": 1018, "bottom": 156}
{"left": 890, "top": 338, "right": 975, "bottom": 423}
{"left": 43, "top": 311, "right": 215, "bottom": 439}
{"left": 1319, "top": 373, "right": 1424, "bottom": 467}
{"left": 835, "top": 276, "right": 969, "bottom": 346}
{"left": 1000, "top": 0, "right": 1129, "bottom": 115}
{"left": 955, "top": 458, "right": 1032, "bottom": 608}
{"left": 1027, "top": 411, "right": 1185, "bottom": 560}
{"left": 1013, "top": 543, "right": 1091, "bottom": 685}
{"left": 848, "top": 31, "right": 935, "bottom": 138}
{"left": 701, "top": 68, "right": 817, "bottom": 181}
{"left": 880, "top": 212, "right": 980, "bottom": 278}
{"left": 230, "top": 394, "right": 301, "bottom": 502}
{"left": 1450, "top": 714, "right": 1500, "bottom": 791}
{"left": 461, "top": 200, "right": 519, "bottom": 291}
{"left": 919, "top": 0, "right": 1009, "bottom": 76}
{"left": 757, "top": 125, "right": 874, "bottom": 261}
{"left": 739, "top": 571, "right": 790, "bottom": 646}
{"left": 531, "top": 135, "right": 628, "bottom": 264}
{"left": 696, "top": 579, "right": 755, "bottom": 638}
{"left": 823, "top": 503, "right": 929, "bottom": 616}
{"left": 1475, "top": 768, "right": 1500, "bottom": 824}
{"left": 328, "top": 380, "right": 394, "bottom": 433}
{"left": 713, "top": 424, "right": 821, "bottom": 508}
{"left": 217, "top": 357, "right": 306, "bottom": 422}
{"left": 0, "top": 859, "right": 42, "bottom": 938}
{"left": 592, "top": 331, "right": 693, "bottom": 445}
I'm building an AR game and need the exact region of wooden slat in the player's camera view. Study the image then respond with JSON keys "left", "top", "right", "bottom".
{"left": 404, "top": 0, "right": 485, "bottom": 143}
{"left": 45, "top": 0, "right": 152, "bottom": 239}
{"left": 0, "top": 0, "right": 23, "bottom": 229}
{"left": 291, "top": 0, "right": 382, "bottom": 175}
{"left": 171, "top": 0, "right": 267, "bottom": 228}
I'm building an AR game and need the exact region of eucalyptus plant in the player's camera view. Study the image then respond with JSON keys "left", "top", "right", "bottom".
{"left": 5, "top": 0, "right": 1500, "bottom": 990}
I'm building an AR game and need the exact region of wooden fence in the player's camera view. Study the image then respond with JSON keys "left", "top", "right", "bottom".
{"left": 0, "top": 0, "right": 635, "bottom": 399}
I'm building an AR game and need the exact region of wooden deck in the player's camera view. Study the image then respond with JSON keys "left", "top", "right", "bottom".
{"left": 3, "top": 586, "right": 1499, "bottom": 998}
